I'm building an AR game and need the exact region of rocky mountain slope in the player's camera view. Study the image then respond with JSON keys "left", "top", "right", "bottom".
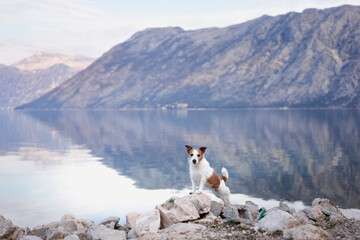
{"left": 0, "top": 53, "right": 94, "bottom": 109}
{"left": 18, "top": 5, "right": 360, "bottom": 109}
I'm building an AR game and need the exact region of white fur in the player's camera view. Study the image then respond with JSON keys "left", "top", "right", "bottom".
{"left": 188, "top": 149, "right": 231, "bottom": 205}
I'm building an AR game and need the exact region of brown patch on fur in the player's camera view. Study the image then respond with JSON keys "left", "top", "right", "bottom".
{"left": 185, "top": 145, "right": 193, "bottom": 154}
{"left": 221, "top": 176, "right": 228, "bottom": 182}
{"left": 207, "top": 171, "right": 221, "bottom": 189}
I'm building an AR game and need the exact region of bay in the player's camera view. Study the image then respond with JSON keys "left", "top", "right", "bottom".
{"left": 0, "top": 109, "right": 359, "bottom": 227}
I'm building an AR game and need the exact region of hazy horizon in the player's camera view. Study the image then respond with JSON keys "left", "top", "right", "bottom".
{"left": 1, "top": 0, "right": 359, "bottom": 65}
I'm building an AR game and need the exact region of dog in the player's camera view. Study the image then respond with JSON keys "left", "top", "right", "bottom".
{"left": 185, "top": 145, "right": 231, "bottom": 205}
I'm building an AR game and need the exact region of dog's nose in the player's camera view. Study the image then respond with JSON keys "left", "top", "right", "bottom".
{"left": 192, "top": 159, "right": 196, "bottom": 164}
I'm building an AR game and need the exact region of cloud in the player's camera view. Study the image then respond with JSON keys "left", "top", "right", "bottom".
{"left": 0, "top": 0, "right": 359, "bottom": 64}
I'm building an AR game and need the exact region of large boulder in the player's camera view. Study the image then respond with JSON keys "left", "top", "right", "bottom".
{"left": 312, "top": 198, "right": 344, "bottom": 217}
{"left": 85, "top": 224, "right": 126, "bottom": 240}
{"left": 293, "top": 210, "right": 314, "bottom": 225}
{"left": 0, "top": 215, "right": 20, "bottom": 240}
{"left": 128, "top": 209, "right": 161, "bottom": 238}
{"left": 210, "top": 201, "right": 224, "bottom": 217}
{"left": 45, "top": 221, "right": 78, "bottom": 240}
{"left": 279, "top": 202, "right": 296, "bottom": 215}
{"left": 98, "top": 216, "right": 120, "bottom": 229}
{"left": 222, "top": 204, "right": 258, "bottom": 223}
{"left": 125, "top": 212, "right": 142, "bottom": 229}
{"left": 303, "top": 206, "right": 326, "bottom": 222}
{"left": 164, "top": 223, "right": 206, "bottom": 234}
{"left": 156, "top": 197, "right": 199, "bottom": 228}
{"left": 283, "top": 224, "right": 332, "bottom": 240}
{"left": 61, "top": 214, "right": 92, "bottom": 232}
{"left": 255, "top": 208, "right": 301, "bottom": 232}
{"left": 182, "top": 193, "right": 211, "bottom": 214}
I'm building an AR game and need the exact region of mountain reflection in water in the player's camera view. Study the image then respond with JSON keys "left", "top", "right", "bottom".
{"left": 11, "top": 109, "right": 358, "bottom": 209}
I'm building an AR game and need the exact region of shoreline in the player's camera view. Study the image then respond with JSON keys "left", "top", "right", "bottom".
{"left": 1, "top": 193, "right": 360, "bottom": 239}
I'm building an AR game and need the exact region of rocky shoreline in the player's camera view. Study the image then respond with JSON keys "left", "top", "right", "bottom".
{"left": 1, "top": 193, "right": 360, "bottom": 240}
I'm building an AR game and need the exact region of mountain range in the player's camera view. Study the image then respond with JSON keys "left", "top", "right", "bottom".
{"left": 15, "top": 5, "right": 360, "bottom": 109}
{"left": 0, "top": 53, "right": 93, "bottom": 109}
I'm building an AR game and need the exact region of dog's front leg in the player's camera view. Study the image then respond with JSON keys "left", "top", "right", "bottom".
{"left": 198, "top": 177, "right": 206, "bottom": 193}
{"left": 190, "top": 177, "right": 196, "bottom": 194}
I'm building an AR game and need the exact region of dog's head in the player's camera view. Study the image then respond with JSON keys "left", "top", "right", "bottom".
{"left": 185, "top": 145, "right": 206, "bottom": 165}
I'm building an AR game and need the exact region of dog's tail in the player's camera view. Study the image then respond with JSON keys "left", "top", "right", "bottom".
{"left": 221, "top": 167, "right": 229, "bottom": 182}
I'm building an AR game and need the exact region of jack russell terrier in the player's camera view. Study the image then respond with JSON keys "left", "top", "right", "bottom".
{"left": 185, "top": 145, "right": 231, "bottom": 205}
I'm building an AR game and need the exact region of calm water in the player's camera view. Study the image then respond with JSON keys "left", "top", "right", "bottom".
{"left": 0, "top": 109, "right": 359, "bottom": 227}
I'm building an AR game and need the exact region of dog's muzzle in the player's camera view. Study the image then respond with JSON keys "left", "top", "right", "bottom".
{"left": 192, "top": 159, "right": 197, "bottom": 164}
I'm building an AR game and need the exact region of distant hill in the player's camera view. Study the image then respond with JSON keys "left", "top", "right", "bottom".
{"left": 12, "top": 52, "right": 93, "bottom": 72}
{"left": 18, "top": 5, "right": 360, "bottom": 109}
{"left": 0, "top": 53, "right": 94, "bottom": 109}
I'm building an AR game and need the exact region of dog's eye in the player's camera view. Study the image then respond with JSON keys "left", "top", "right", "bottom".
{"left": 190, "top": 154, "right": 193, "bottom": 156}
{"left": 197, "top": 154, "right": 200, "bottom": 157}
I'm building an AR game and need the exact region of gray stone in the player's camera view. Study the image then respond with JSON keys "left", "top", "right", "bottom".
{"left": 0, "top": 215, "right": 15, "bottom": 239}
{"left": 164, "top": 223, "right": 206, "bottom": 234}
{"left": 222, "top": 204, "right": 257, "bottom": 223}
{"left": 45, "top": 221, "right": 77, "bottom": 240}
{"left": 125, "top": 212, "right": 142, "bottom": 229}
{"left": 60, "top": 214, "right": 92, "bottom": 232}
{"left": 63, "top": 234, "right": 80, "bottom": 240}
{"left": 21, "top": 236, "right": 43, "bottom": 240}
{"left": 98, "top": 216, "right": 120, "bottom": 229}
{"left": 312, "top": 198, "right": 344, "bottom": 217}
{"left": 255, "top": 209, "right": 301, "bottom": 232}
{"left": 210, "top": 201, "right": 224, "bottom": 217}
{"left": 86, "top": 224, "right": 126, "bottom": 240}
{"left": 130, "top": 210, "right": 161, "bottom": 238}
{"left": 303, "top": 206, "right": 326, "bottom": 222}
{"left": 245, "top": 201, "right": 259, "bottom": 214}
{"left": 279, "top": 202, "right": 296, "bottom": 215}
{"left": 222, "top": 205, "right": 241, "bottom": 223}
{"left": 30, "top": 224, "right": 50, "bottom": 239}
{"left": 293, "top": 210, "right": 314, "bottom": 225}
{"left": 183, "top": 192, "right": 211, "bottom": 214}
{"left": 283, "top": 224, "right": 332, "bottom": 240}
{"left": 156, "top": 197, "right": 199, "bottom": 228}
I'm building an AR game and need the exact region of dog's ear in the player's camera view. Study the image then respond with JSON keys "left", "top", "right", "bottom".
{"left": 199, "top": 147, "right": 207, "bottom": 154}
{"left": 185, "top": 145, "right": 193, "bottom": 153}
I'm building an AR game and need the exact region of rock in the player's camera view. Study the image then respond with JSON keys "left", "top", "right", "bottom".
{"left": 61, "top": 214, "right": 92, "bottom": 232}
{"left": 125, "top": 212, "right": 142, "bottom": 229}
{"left": 183, "top": 192, "right": 211, "bottom": 214}
{"left": 45, "top": 221, "right": 77, "bottom": 240}
{"left": 312, "top": 198, "right": 344, "bottom": 217}
{"left": 342, "top": 209, "right": 360, "bottom": 220}
{"left": 303, "top": 206, "right": 326, "bottom": 222}
{"left": 279, "top": 202, "right": 296, "bottom": 215}
{"left": 129, "top": 209, "right": 161, "bottom": 238}
{"left": 21, "top": 236, "right": 43, "bottom": 240}
{"left": 0, "top": 215, "right": 20, "bottom": 240}
{"left": 194, "top": 212, "right": 223, "bottom": 224}
{"left": 164, "top": 223, "right": 206, "bottom": 234}
{"left": 99, "top": 216, "right": 120, "bottom": 229}
{"left": 30, "top": 224, "right": 50, "bottom": 239}
{"left": 293, "top": 210, "right": 314, "bottom": 225}
{"left": 210, "top": 201, "right": 224, "bottom": 217}
{"left": 222, "top": 205, "right": 241, "bottom": 223}
{"left": 283, "top": 224, "right": 332, "bottom": 240}
{"left": 85, "top": 224, "right": 126, "bottom": 240}
{"left": 156, "top": 197, "right": 199, "bottom": 228}
{"left": 329, "top": 214, "right": 345, "bottom": 225}
{"left": 245, "top": 201, "right": 259, "bottom": 214}
{"left": 255, "top": 209, "right": 301, "bottom": 232}
{"left": 64, "top": 234, "right": 80, "bottom": 240}
{"left": 222, "top": 204, "right": 257, "bottom": 223}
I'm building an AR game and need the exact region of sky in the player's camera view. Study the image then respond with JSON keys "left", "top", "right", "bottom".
{"left": 0, "top": 0, "right": 359, "bottom": 65}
